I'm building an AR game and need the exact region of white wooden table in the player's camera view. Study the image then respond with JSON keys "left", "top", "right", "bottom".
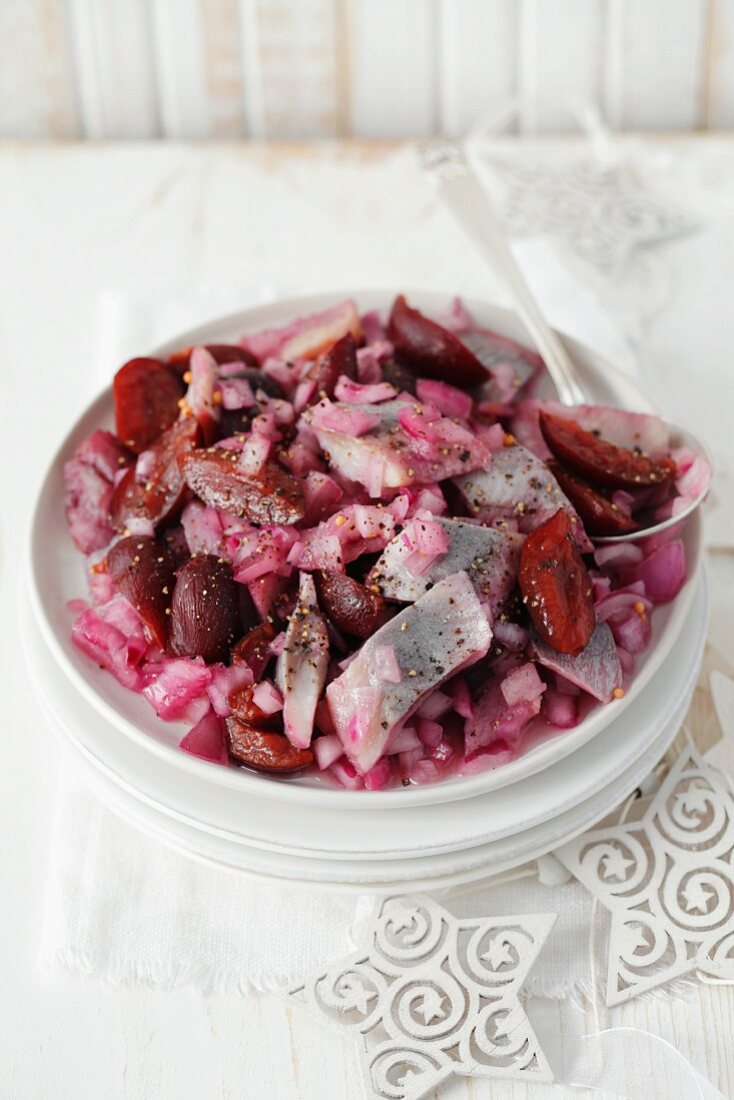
{"left": 1, "top": 138, "right": 733, "bottom": 1099}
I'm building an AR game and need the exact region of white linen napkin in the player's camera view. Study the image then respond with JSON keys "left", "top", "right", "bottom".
{"left": 40, "top": 765, "right": 359, "bottom": 993}
{"left": 41, "top": 763, "right": 597, "bottom": 997}
{"left": 38, "top": 250, "right": 716, "bottom": 997}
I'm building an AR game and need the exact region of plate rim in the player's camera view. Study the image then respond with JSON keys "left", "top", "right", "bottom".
{"left": 29, "top": 624, "right": 698, "bottom": 891}
{"left": 21, "top": 564, "right": 709, "bottom": 864}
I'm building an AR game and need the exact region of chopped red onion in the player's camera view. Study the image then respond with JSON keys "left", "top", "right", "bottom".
{"left": 181, "top": 501, "right": 224, "bottom": 556}
{"left": 493, "top": 619, "right": 530, "bottom": 652}
{"left": 207, "top": 663, "right": 253, "bottom": 717}
{"left": 303, "top": 471, "right": 344, "bottom": 524}
{"left": 218, "top": 377, "right": 255, "bottom": 410}
{"left": 417, "top": 718, "right": 443, "bottom": 748}
{"left": 239, "top": 433, "right": 271, "bottom": 478}
{"left": 179, "top": 710, "right": 228, "bottom": 765}
{"left": 143, "top": 656, "right": 211, "bottom": 720}
{"left": 327, "top": 757, "right": 364, "bottom": 790}
{"left": 611, "top": 489, "right": 634, "bottom": 517}
{"left": 409, "top": 759, "right": 441, "bottom": 785}
{"left": 356, "top": 340, "right": 392, "bottom": 383}
{"left": 435, "top": 296, "right": 474, "bottom": 333}
{"left": 594, "top": 543, "right": 644, "bottom": 570}
{"left": 71, "top": 606, "right": 145, "bottom": 691}
{"left": 596, "top": 586, "right": 652, "bottom": 623}
{"left": 673, "top": 446, "right": 711, "bottom": 504}
{"left": 293, "top": 377, "right": 318, "bottom": 413}
{"left": 617, "top": 647, "right": 635, "bottom": 675}
{"left": 450, "top": 676, "right": 474, "bottom": 720}
{"left": 389, "top": 727, "right": 422, "bottom": 754}
{"left": 428, "top": 737, "right": 456, "bottom": 766}
{"left": 625, "top": 540, "right": 686, "bottom": 604}
{"left": 542, "top": 690, "right": 578, "bottom": 729}
{"left": 334, "top": 375, "right": 396, "bottom": 404}
{"left": 313, "top": 733, "right": 343, "bottom": 770}
{"left": 252, "top": 679, "right": 284, "bottom": 714}
{"left": 262, "top": 356, "right": 297, "bottom": 394}
{"left": 500, "top": 663, "right": 546, "bottom": 707}
{"left": 415, "top": 378, "right": 472, "bottom": 420}
{"left": 187, "top": 347, "right": 220, "bottom": 438}
{"left": 248, "top": 572, "right": 287, "bottom": 620}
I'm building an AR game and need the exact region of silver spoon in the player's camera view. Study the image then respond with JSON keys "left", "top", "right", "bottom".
{"left": 420, "top": 140, "right": 710, "bottom": 543}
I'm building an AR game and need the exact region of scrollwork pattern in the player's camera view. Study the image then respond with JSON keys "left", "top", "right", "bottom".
{"left": 373, "top": 898, "right": 445, "bottom": 969}
{"left": 557, "top": 749, "right": 734, "bottom": 1005}
{"left": 653, "top": 769, "right": 734, "bottom": 854}
{"left": 289, "top": 895, "right": 555, "bottom": 1099}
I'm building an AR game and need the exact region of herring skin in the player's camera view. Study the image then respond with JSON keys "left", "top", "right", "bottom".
{"left": 277, "top": 573, "right": 329, "bottom": 749}
{"left": 453, "top": 441, "right": 591, "bottom": 550}
{"left": 369, "top": 516, "right": 523, "bottom": 617}
{"left": 327, "top": 571, "right": 492, "bottom": 773}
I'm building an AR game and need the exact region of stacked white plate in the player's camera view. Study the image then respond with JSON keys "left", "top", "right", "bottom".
{"left": 24, "top": 292, "right": 708, "bottom": 893}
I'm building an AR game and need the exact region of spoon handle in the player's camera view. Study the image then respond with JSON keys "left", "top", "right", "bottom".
{"left": 421, "top": 141, "right": 587, "bottom": 406}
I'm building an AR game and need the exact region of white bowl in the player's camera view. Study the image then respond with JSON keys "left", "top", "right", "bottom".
{"left": 21, "top": 571, "right": 707, "bottom": 889}
{"left": 27, "top": 290, "right": 703, "bottom": 810}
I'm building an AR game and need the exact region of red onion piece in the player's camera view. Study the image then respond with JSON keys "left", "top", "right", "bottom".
{"left": 314, "top": 733, "right": 343, "bottom": 770}
{"left": 334, "top": 376, "right": 397, "bottom": 404}
{"left": 625, "top": 540, "right": 686, "bottom": 604}
{"left": 179, "top": 710, "right": 228, "bottom": 765}
{"left": 500, "top": 663, "right": 546, "bottom": 708}
{"left": 542, "top": 690, "right": 579, "bottom": 729}
{"left": 415, "top": 378, "right": 472, "bottom": 420}
{"left": 252, "top": 679, "right": 284, "bottom": 714}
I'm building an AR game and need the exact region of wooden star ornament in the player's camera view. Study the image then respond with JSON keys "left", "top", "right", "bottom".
{"left": 556, "top": 747, "right": 734, "bottom": 1004}
{"left": 289, "top": 895, "right": 555, "bottom": 1100}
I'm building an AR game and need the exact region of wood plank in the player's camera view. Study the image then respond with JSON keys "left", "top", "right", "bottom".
{"left": 201, "top": 0, "right": 247, "bottom": 137}
{"left": 705, "top": 0, "right": 734, "bottom": 128}
{"left": 437, "top": 0, "right": 517, "bottom": 135}
{"left": 347, "top": 0, "right": 437, "bottom": 137}
{"left": 517, "top": 0, "right": 604, "bottom": 133}
{"left": 151, "top": 0, "right": 211, "bottom": 138}
{"left": 68, "top": 0, "right": 160, "bottom": 138}
{"left": 603, "top": 0, "right": 708, "bottom": 130}
{"left": 238, "top": 0, "right": 341, "bottom": 139}
{"left": 149, "top": 0, "right": 246, "bottom": 139}
{"left": 0, "top": 0, "right": 80, "bottom": 138}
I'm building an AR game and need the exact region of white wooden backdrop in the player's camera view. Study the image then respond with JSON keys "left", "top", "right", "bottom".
{"left": 1, "top": 0, "right": 734, "bottom": 141}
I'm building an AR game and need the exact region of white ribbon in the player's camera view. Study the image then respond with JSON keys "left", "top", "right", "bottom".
{"left": 556, "top": 1028, "right": 726, "bottom": 1099}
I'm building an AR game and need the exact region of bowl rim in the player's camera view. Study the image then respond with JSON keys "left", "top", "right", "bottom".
{"left": 21, "top": 567, "right": 706, "bottom": 882}
{"left": 26, "top": 287, "right": 702, "bottom": 810}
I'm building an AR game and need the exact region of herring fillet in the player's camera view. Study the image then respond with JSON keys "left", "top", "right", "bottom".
{"left": 308, "top": 401, "right": 410, "bottom": 489}
{"left": 453, "top": 442, "right": 590, "bottom": 549}
{"left": 531, "top": 622, "right": 622, "bottom": 703}
{"left": 369, "top": 517, "right": 524, "bottom": 615}
{"left": 306, "top": 399, "right": 491, "bottom": 493}
{"left": 327, "top": 572, "right": 492, "bottom": 773}
{"left": 277, "top": 573, "right": 329, "bottom": 747}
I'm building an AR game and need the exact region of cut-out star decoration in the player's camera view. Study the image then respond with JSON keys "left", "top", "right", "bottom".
{"left": 289, "top": 895, "right": 555, "bottom": 1100}
{"left": 479, "top": 153, "right": 697, "bottom": 274}
{"left": 556, "top": 747, "right": 734, "bottom": 1004}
